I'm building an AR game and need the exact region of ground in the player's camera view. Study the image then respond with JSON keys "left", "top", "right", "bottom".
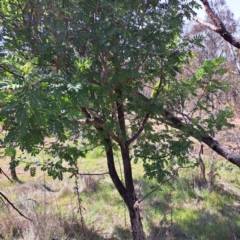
{"left": 1, "top": 118, "right": 240, "bottom": 239}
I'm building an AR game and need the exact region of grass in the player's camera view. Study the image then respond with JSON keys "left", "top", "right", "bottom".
{"left": 1, "top": 148, "right": 240, "bottom": 239}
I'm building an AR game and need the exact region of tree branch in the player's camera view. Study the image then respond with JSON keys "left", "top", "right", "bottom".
{"left": 127, "top": 114, "right": 150, "bottom": 146}
{"left": 80, "top": 107, "right": 91, "bottom": 119}
{"left": 107, "top": 130, "right": 126, "bottom": 148}
{"left": 74, "top": 118, "right": 125, "bottom": 147}
{"left": 102, "top": 134, "right": 128, "bottom": 204}
{"left": 192, "top": 15, "right": 218, "bottom": 31}
{"left": 0, "top": 65, "right": 23, "bottom": 79}
{"left": 115, "top": 89, "right": 128, "bottom": 149}
{"left": 194, "top": 0, "right": 240, "bottom": 49}
{"left": 163, "top": 108, "right": 240, "bottom": 168}
{"left": 0, "top": 192, "right": 32, "bottom": 221}
{"left": 78, "top": 172, "right": 109, "bottom": 176}
{"left": 133, "top": 92, "right": 240, "bottom": 168}
{"left": 0, "top": 168, "right": 13, "bottom": 182}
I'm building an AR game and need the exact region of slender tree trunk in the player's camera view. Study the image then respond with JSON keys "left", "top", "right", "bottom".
{"left": 100, "top": 90, "right": 146, "bottom": 239}
{"left": 116, "top": 90, "right": 145, "bottom": 239}
{"left": 10, "top": 155, "right": 19, "bottom": 182}
{"left": 121, "top": 146, "right": 146, "bottom": 240}
{"left": 104, "top": 137, "right": 145, "bottom": 240}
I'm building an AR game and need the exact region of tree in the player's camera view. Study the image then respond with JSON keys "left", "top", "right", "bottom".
{"left": 194, "top": 0, "right": 240, "bottom": 49}
{"left": 185, "top": 0, "right": 240, "bottom": 114}
{"left": 187, "top": 0, "right": 238, "bottom": 63}
{"left": 1, "top": 0, "right": 240, "bottom": 239}
{"left": 191, "top": 0, "right": 240, "bottom": 123}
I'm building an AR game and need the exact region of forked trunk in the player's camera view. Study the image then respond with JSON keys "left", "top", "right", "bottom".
{"left": 104, "top": 136, "right": 145, "bottom": 240}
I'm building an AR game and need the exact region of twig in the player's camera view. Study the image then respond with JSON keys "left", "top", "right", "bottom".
{"left": 198, "top": 142, "right": 207, "bottom": 183}
{"left": 78, "top": 172, "right": 109, "bottom": 176}
{"left": 0, "top": 192, "right": 32, "bottom": 221}
{"left": 0, "top": 65, "right": 24, "bottom": 79}
{"left": 134, "top": 175, "right": 173, "bottom": 207}
{"left": 134, "top": 165, "right": 196, "bottom": 208}
{"left": 134, "top": 177, "right": 173, "bottom": 209}
{"left": 74, "top": 164, "right": 85, "bottom": 240}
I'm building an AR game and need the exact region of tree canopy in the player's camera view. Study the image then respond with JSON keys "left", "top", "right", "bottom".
{"left": 1, "top": 0, "right": 240, "bottom": 239}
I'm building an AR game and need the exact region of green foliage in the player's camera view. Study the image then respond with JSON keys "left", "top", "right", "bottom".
{"left": 86, "top": 146, "right": 106, "bottom": 159}
{"left": 4, "top": 146, "right": 16, "bottom": 157}
{"left": 203, "top": 109, "right": 234, "bottom": 133}
{"left": 29, "top": 166, "right": 36, "bottom": 177}
{"left": 0, "top": 0, "right": 232, "bottom": 185}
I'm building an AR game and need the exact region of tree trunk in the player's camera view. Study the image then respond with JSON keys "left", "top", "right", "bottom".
{"left": 101, "top": 89, "right": 146, "bottom": 239}
{"left": 121, "top": 146, "right": 146, "bottom": 240}
{"left": 10, "top": 155, "right": 19, "bottom": 182}
{"left": 128, "top": 203, "right": 146, "bottom": 240}
{"left": 104, "top": 137, "right": 145, "bottom": 239}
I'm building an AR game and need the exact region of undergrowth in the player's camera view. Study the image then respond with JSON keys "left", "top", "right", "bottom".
{"left": 1, "top": 149, "right": 240, "bottom": 239}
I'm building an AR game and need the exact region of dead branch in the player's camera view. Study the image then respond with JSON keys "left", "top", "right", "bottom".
{"left": 134, "top": 165, "right": 195, "bottom": 208}
{"left": 164, "top": 108, "right": 240, "bottom": 168}
{"left": 0, "top": 192, "right": 32, "bottom": 221}
{"left": 194, "top": 0, "right": 240, "bottom": 49}
{"left": 134, "top": 175, "right": 174, "bottom": 208}
{"left": 78, "top": 172, "right": 109, "bottom": 176}
{"left": 0, "top": 168, "right": 13, "bottom": 182}
{"left": 133, "top": 91, "right": 240, "bottom": 168}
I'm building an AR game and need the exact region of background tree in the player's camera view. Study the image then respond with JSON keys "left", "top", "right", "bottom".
{"left": 189, "top": 0, "right": 240, "bottom": 114}
{"left": 194, "top": 0, "right": 240, "bottom": 48}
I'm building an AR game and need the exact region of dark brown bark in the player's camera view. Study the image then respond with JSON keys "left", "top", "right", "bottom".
{"left": 117, "top": 92, "right": 145, "bottom": 239}
{"left": 102, "top": 88, "right": 146, "bottom": 239}
{"left": 194, "top": 0, "right": 240, "bottom": 49}
{"left": 120, "top": 145, "right": 145, "bottom": 239}
{"left": 104, "top": 137, "right": 128, "bottom": 203}
{"left": 129, "top": 205, "right": 146, "bottom": 240}
{"left": 104, "top": 135, "right": 145, "bottom": 240}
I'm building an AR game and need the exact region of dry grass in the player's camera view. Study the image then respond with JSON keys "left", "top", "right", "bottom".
{"left": 0, "top": 173, "right": 108, "bottom": 240}
{"left": 1, "top": 137, "right": 240, "bottom": 239}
